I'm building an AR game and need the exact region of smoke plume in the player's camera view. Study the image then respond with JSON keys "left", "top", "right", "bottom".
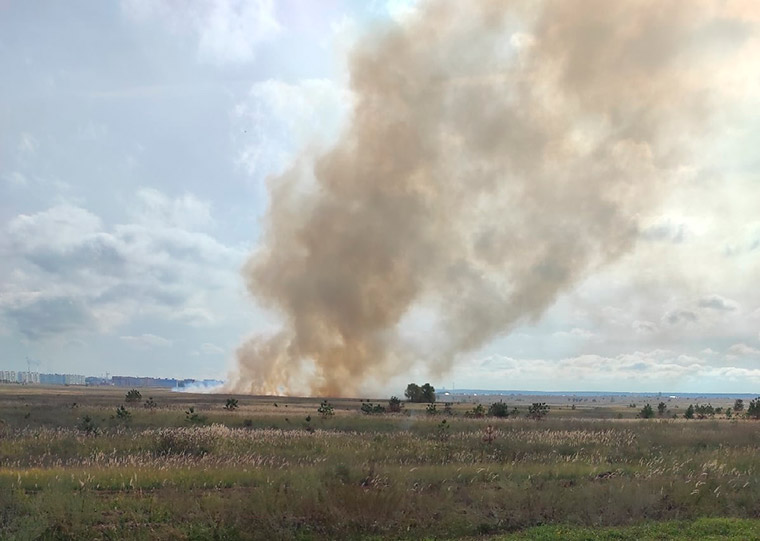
{"left": 229, "top": 0, "right": 758, "bottom": 396}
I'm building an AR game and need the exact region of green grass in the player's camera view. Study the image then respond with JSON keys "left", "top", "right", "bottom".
{"left": 1, "top": 385, "right": 759, "bottom": 539}
{"left": 506, "top": 517, "right": 760, "bottom": 540}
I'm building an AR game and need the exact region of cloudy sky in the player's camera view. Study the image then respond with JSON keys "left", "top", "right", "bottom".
{"left": 1, "top": 0, "right": 759, "bottom": 393}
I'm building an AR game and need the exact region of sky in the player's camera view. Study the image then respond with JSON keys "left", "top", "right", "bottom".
{"left": 1, "top": 0, "right": 759, "bottom": 394}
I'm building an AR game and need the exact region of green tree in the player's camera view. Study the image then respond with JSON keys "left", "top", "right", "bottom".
{"left": 657, "top": 402, "right": 667, "bottom": 416}
{"left": 125, "top": 389, "right": 142, "bottom": 403}
{"left": 143, "top": 397, "right": 157, "bottom": 410}
{"left": 639, "top": 403, "right": 655, "bottom": 419}
{"left": 421, "top": 383, "right": 436, "bottom": 403}
{"left": 684, "top": 404, "right": 695, "bottom": 419}
{"left": 734, "top": 399, "right": 744, "bottom": 412}
{"left": 318, "top": 400, "right": 334, "bottom": 418}
{"left": 488, "top": 401, "right": 511, "bottom": 418}
{"left": 527, "top": 402, "right": 549, "bottom": 420}
{"left": 405, "top": 383, "right": 422, "bottom": 402}
{"left": 747, "top": 397, "right": 760, "bottom": 419}
{"left": 115, "top": 405, "right": 131, "bottom": 423}
{"left": 224, "top": 398, "right": 239, "bottom": 411}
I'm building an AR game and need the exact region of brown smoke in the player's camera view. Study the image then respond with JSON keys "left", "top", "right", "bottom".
{"left": 228, "top": 0, "right": 758, "bottom": 396}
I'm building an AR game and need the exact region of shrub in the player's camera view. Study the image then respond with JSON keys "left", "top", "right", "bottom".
{"left": 185, "top": 407, "right": 206, "bottom": 424}
{"left": 426, "top": 403, "right": 438, "bottom": 415}
{"left": 747, "top": 397, "right": 760, "bottom": 419}
{"left": 115, "top": 405, "right": 131, "bottom": 423}
{"left": 125, "top": 389, "right": 142, "bottom": 403}
{"left": 154, "top": 430, "right": 211, "bottom": 457}
{"left": 318, "top": 400, "right": 334, "bottom": 418}
{"left": 638, "top": 403, "right": 654, "bottom": 419}
{"left": 77, "top": 415, "right": 98, "bottom": 435}
{"left": 466, "top": 404, "right": 486, "bottom": 418}
{"left": 388, "top": 396, "right": 403, "bottom": 412}
{"left": 434, "top": 419, "right": 450, "bottom": 442}
{"left": 657, "top": 402, "right": 667, "bottom": 416}
{"left": 224, "top": 398, "right": 239, "bottom": 411}
{"left": 144, "top": 397, "right": 157, "bottom": 410}
{"left": 360, "top": 402, "right": 386, "bottom": 414}
{"left": 684, "top": 404, "right": 695, "bottom": 419}
{"left": 527, "top": 402, "right": 549, "bottom": 420}
{"left": 734, "top": 399, "right": 744, "bottom": 412}
{"left": 487, "top": 401, "right": 511, "bottom": 418}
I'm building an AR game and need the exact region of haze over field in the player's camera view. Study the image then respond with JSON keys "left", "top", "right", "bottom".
{"left": 2, "top": 1, "right": 760, "bottom": 395}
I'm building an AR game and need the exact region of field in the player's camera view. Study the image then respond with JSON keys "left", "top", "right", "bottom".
{"left": 1, "top": 386, "right": 759, "bottom": 540}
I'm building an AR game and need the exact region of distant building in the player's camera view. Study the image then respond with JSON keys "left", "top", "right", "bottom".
{"left": 111, "top": 375, "right": 195, "bottom": 388}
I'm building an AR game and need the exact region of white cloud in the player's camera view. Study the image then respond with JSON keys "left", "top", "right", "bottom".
{"left": 18, "top": 132, "right": 37, "bottom": 155}
{"left": 0, "top": 191, "right": 246, "bottom": 341}
{"left": 120, "top": 333, "right": 173, "bottom": 348}
{"left": 552, "top": 327, "right": 594, "bottom": 339}
{"left": 698, "top": 294, "right": 739, "bottom": 311}
{"left": 122, "top": 0, "right": 281, "bottom": 65}
{"left": 727, "top": 343, "right": 760, "bottom": 356}
{"left": 662, "top": 309, "right": 698, "bottom": 325}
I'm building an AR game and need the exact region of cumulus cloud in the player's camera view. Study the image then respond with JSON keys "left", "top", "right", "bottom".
{"left": 663, "top": 309, "right": 699, "bottom": 325}
{"left": 121, "top": 0, "right": 281, "bottom": 65}
{"left": 727, "top": 343, "right": 760, "bottom": 356}
{"left": 633, "top": 320, "right": 658, "bottom": 334}
{"left": 0, "top": 191, "right": 245, "bottom": 341}
{"left": 698, "top": 294, "right": 739, "bottom": 311}
{"left": 120, "top": 333, "right": 173, "bottom": 348}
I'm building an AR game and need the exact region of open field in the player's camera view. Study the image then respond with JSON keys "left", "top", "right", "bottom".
{"left": 1, "top": 385, "right": 759, "bottom": 540}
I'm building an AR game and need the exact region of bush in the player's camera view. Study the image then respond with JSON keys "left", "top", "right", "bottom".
{"left": 487, "top": 401, "right": 512, "bottom": 418}
{"left": 684, "top": 404, "right": 695, "bottom": 419}
{"left": 144, "top": 397, "right": 157, "bottom": 410}
{"left": 527, "top": 402, "right": 549, "bottom": 420}
{"left": 77, "top": 415, "right": 98, "bottom": 435}
{"left": 318, "top": 400, "right": 334, "bottom": 418}
{"left": 426, "top": 403, "right": 438, "bottom": 415}
{"left": 115, "top": 405, "right": 131, "bottom": 423}
{"left": 734, "top": 399, "right": 744, "bottom": 412}
{"left": 154, "top": 430, "right": 211, "bottom": 457}
{"left": 466, "top": 404, "right": 486, "bottom": 418}
{"left": 125, "top": 389, "right": 142, "bottom": 403}
{"left": 185, "top": 407, "right": 206, "bottom": 424}
{"left": 747, "top": 397, "right": 760, "bottom": 419}
{"left": 224, "top": 398, "right": 239, "bottom": 411}
{"left": 388, "top": 396, "right": 403, "bottom": 413}
{"left": 360, "top": 402, "right": 386, "bottom": 414}
{"left": 657, "top": 402, "right": 667, "bottom": 416}
{"left": 638, "top": 403, "right": 654, "bottom": 419}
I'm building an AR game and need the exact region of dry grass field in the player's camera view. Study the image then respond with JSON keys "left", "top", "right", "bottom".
{"left": 1, "top": 385, "right": 759, "bottom": 540}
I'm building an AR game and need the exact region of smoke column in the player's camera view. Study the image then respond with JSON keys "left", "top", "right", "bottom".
{"left": 229, "top": 0, "right": 759, "bottom": 396}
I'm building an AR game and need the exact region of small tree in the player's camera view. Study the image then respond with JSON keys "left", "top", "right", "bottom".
{"left": 224, "top": 398, "right": 239, "bottom": 411}
{"left": 657, "top": 402, "right": 667, "bottom": 416}
{"left": 684, "top": 404, "right": 695, "bottom": 419}
{"left": 318, "top": 400, "right": 334, "bottom": 418}
{"left": 185, "top": 406, "right": 205, "bottom": 424}
{"left": 421, "top": 383, "right": 436, "bottom": 403}
{"left": 488, "top": 401, "right": 511, "bottom": 418}
{"left": 527, "top": 402, "right": 549, "bottom": 420}
{"left": 125, "top": 389, "right": 142, "bottom": 403}
{"left": 361, "top": 402, "right": 386, "bottom": 414}
{"left": 77, "top": 415, "right": 99, "bottom": 435}
{"left": 747, "top": 397, "right": 760, "bottom": 420}
{"left": 638, "top": 403, "right": 655, "bottom": 419}
{"left": 144, "top": 397, "right": 157, "bottom": 410}
{"left": 426, "top": 403, "right": 438, "bottom": 415}
{"left": 388, "top": 396, "right": 403, "bottom": 413}
{"left": 466, "top": 404, "right": 486, "bottom": 418}
{"left": 115, "top": 405, "right": 131, "bottom": 423}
